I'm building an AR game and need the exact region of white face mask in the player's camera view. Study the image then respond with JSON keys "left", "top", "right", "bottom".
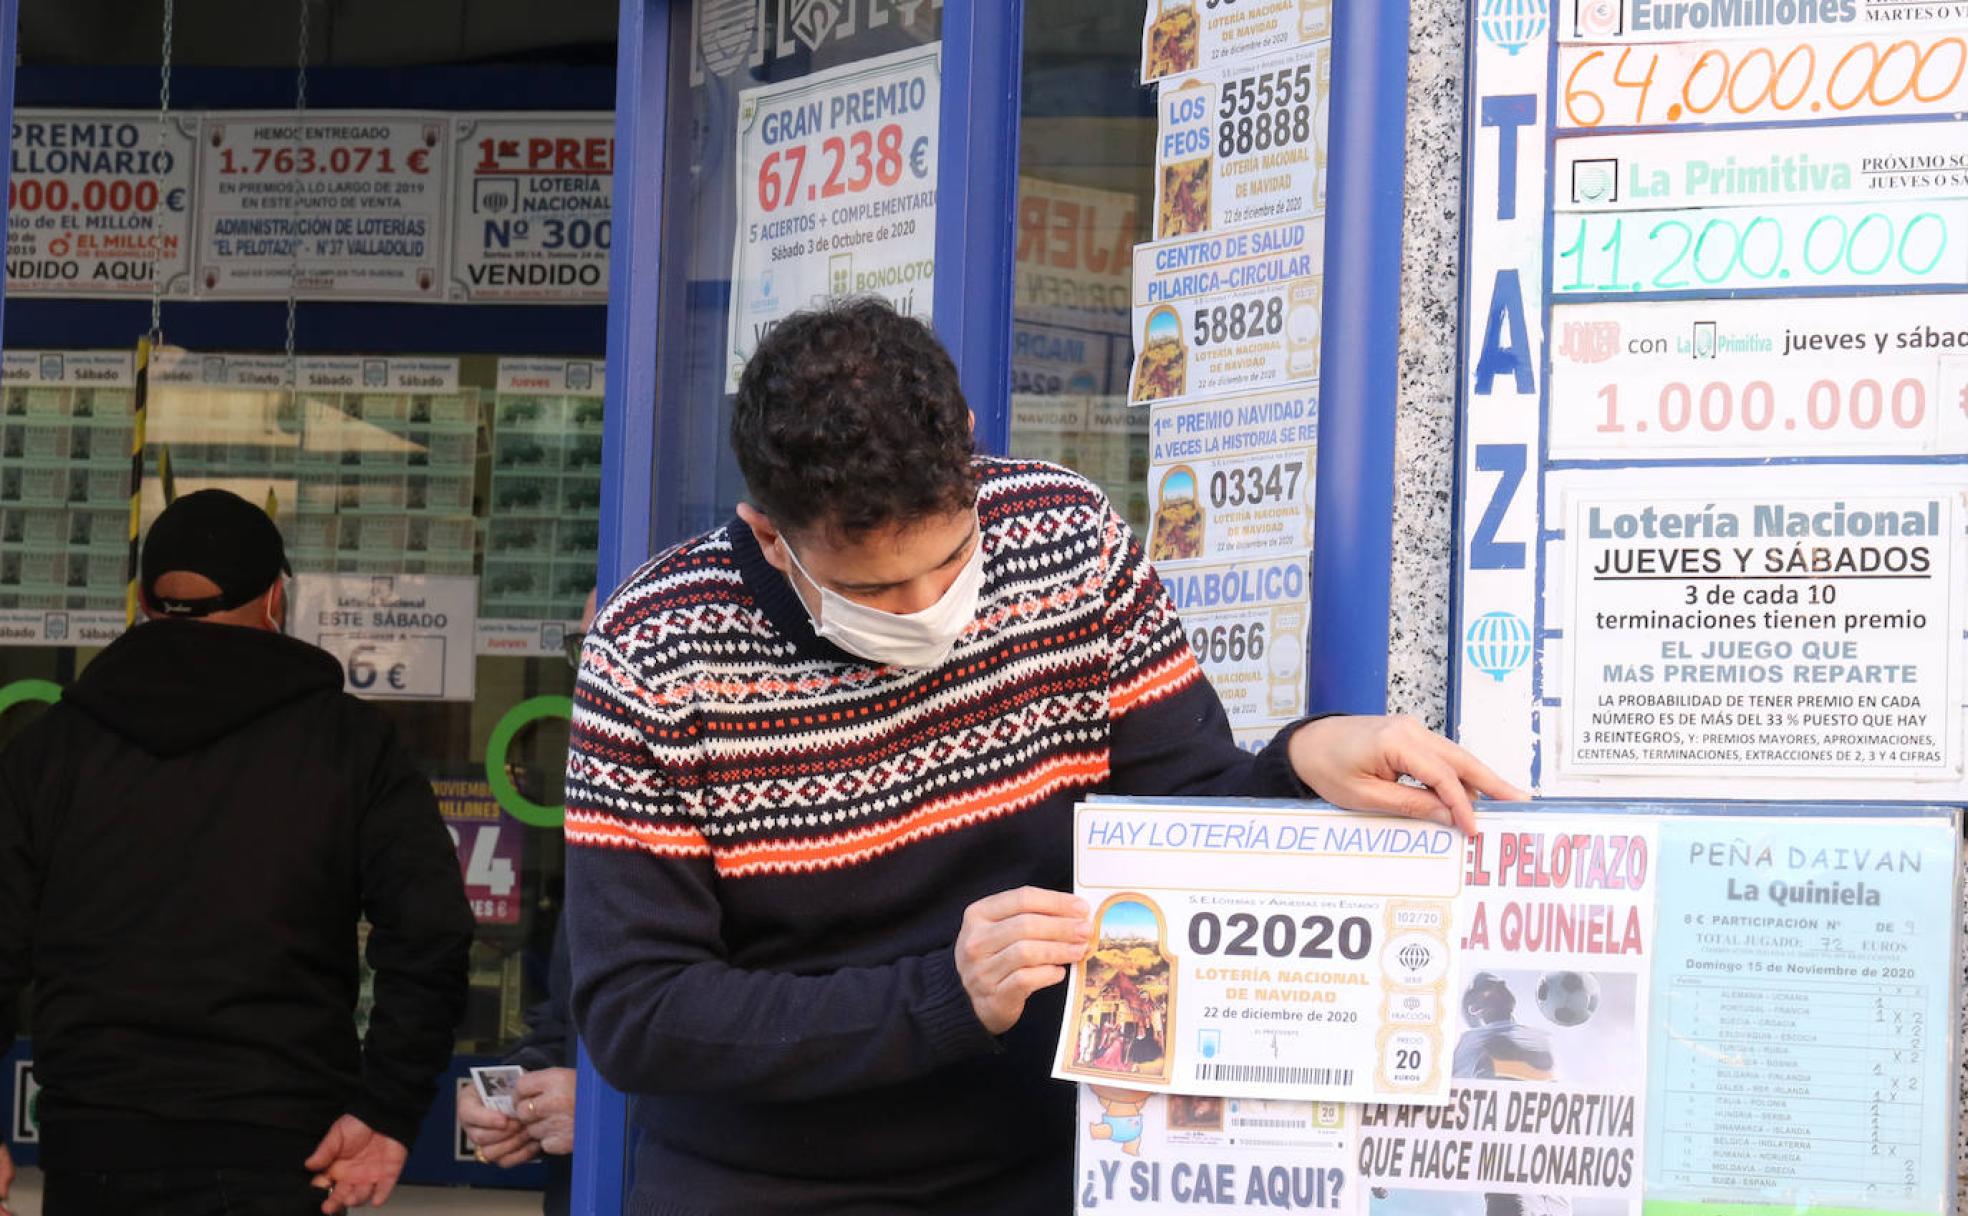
{"left": 781, "top": 526, "right": 987, "bottom": 670}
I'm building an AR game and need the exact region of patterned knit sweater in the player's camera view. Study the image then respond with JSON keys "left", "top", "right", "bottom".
{"left": 565, "top": 459, "right": 1311, "bottom": 1213}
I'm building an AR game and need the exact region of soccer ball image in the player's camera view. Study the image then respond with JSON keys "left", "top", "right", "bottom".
{"left": 1536, "top": 970, "right": 1600, "bottom": 1027}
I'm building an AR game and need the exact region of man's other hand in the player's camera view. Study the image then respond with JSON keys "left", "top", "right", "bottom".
{"left": 515, "top": 1067, "right": 577, "bottom": 1156}
{"left": 956, "top": 887, "right": 1091, "bottom": 1035}
{"left": 1288, "top": 715, "right": 1528, "bottom": 836}
{"left": 305, "top": 1114, "right": 408, "bottom": 1212}
{"left": 0, "top": 1142, "right": 14, "bottom": 1216}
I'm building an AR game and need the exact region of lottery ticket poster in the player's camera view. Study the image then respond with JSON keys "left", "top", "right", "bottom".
{"left": 1160, "top": 553, "right": 1312, "bottom": 730}
{"left": 1056, "top": 799, "right": 1464, "bottom": 1106}
{"left": 725, "top": 44, "right": 941, "bottom": 390}
{"left": 194, "top": 113, "right": 450, "bottom": 300}
{"left": 1127, "top": 218, "right": 1325, "bottom": 408}
{"left": 1147, "top": 387, "right": 1318, "bottom": 562}
{"left": 1140, "top": 0, "right": 1332, "bottom": 83}
{"left": 1151, "top": 40, "right": 1330, "bottom": 241}
{"left": 1449, "top": 1, "right": 1968, "bottom": 803}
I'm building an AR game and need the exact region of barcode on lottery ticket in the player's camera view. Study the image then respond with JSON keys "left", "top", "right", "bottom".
{"left": 1232, "top": 1116, "right": 1310, "bottom": 1130}
{"left": 1195, "top": 1064, "right": 1353, "bottom": 1086}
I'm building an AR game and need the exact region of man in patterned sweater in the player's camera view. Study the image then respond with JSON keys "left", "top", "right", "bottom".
{"left": 565, "top": 300, "right": 1520, "bottom": 1213}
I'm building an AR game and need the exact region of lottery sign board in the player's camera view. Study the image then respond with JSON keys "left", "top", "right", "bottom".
{"left": 1450, "top": 0, "right": 1968, "bottom": 802}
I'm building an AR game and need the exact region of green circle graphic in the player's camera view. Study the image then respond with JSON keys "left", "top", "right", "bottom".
{"left": 485, "top": 695, "right": 574, "bottom": 829}
{"left": 0, "top": 679, "right": 63, "bottom": 717}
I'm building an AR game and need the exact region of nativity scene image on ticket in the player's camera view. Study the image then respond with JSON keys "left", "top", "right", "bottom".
{"left": 1148, "top": 465, "right": 1205, "bottom": 561}
{"left": 1143, "top": 0, "right": 1200, "bottom": 79}
{"left": 1133, "top": 307, "right": 1188, "bottom": 402}
{"left": 1062, "top": 893, "right": 1178, "bottom": 1085}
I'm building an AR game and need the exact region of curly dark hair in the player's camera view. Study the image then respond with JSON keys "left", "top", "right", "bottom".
{"left": 731, "top": 298, "right": 977, "bottom": 540}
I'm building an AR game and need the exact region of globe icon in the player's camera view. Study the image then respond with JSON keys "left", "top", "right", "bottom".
{"left": 1466, "top": 611, "right": 1532, "bottom": 682}
{"left": 1478, "top": 0, "right": 1549, "bottom": 55}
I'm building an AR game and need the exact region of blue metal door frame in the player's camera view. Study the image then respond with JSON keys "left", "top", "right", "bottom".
{"left": 583, "top": 0, "right": 1408, "bottom": 1208}
{"left": 1310, "top": 0, "right": 1411, "bottom": 717}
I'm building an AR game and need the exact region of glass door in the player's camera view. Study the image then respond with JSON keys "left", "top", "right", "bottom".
{"left": 650, "top": 0, "right": 946, "bottom": 549}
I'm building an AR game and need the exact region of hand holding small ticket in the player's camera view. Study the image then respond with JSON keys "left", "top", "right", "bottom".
{"left": 469, "top": 1065, "right": 524, "bottom": 1117}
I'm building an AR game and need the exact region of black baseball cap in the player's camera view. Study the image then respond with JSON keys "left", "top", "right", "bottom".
{"left": 140, "top": 489, "right": 292, "bottom": 618}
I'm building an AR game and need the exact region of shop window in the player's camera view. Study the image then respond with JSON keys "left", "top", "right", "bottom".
{"left": 1013, "top": 4, "right": 1156, "bottom": 532}
{"left": 0, "top": 348, "right": 604, "bottom": 1064}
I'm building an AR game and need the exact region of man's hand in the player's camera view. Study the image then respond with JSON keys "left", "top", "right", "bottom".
{"left": 305, "top": 1114, "right": 408, "bottom": 1213}
{"left": 458, "top": 1080, "right": 539, "bottom": 1168}
{"left": 1288, "top": 715, "right": 1527, "bottom": 836}
{"left": 0, "top": 1142, "right": 14, "bottom": 1216}
{"left": 515, "top": 1067, "right": 577, "bottom": 1156}
{"left": 956, "top": 887, "right": 1092, "bottom": 1035}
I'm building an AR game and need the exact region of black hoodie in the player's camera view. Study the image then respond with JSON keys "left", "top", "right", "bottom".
{"left": 0, "top": 620, "right": 473, "bottom": 1172}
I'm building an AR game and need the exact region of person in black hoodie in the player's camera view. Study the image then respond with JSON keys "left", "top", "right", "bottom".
{"left": 0, "top": 489, "right": 474, "bottom": 1216}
